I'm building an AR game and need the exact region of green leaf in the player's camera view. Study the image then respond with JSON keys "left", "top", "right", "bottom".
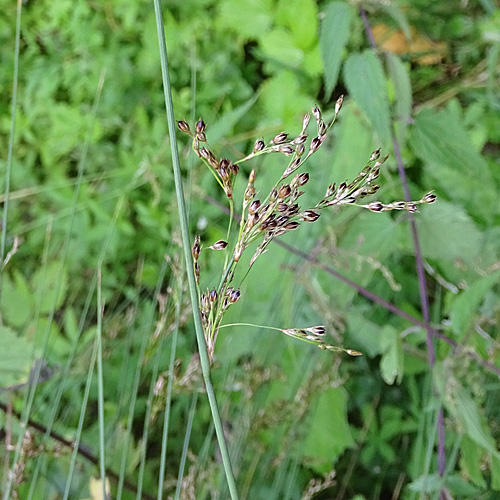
{"left": 217, "top": 0, "right": 273, "bottom": 41}
{"left": 411, "top": 106, "right": 496, "bottom": 222}
{"left": 320, "top": 1, "right": 353, "bottom": 97}
{"left": 379, "top": 326, "right": 404, "bottom": 385}
{"left": 445, "top": 384, "right": 499, "bottom": 459}
{"left": 302, "top": 387, "right": 355, "bottom": 472}
{"left": 0, "top": 326, "right": 34, "bottom": 388}
{"left": 276, "top": 0, "right": 318, "bottom": 50}
{"left": 492, "top": 454, "right": 500, "bottom": 490}
{"left": 459, "top": 436, "right": 487, "bottom": 488}
{"left": 0, "top": 271, "right": 34, "bottom": 328}
{"left": 385, "top": 53, "right": 411, "bottom": 144}
{"left": 415, "top": 201, "right": 482, "bottom": 264}
{"left": 32, "top": 262, "right": 68, "bottom": 314}
{"left": 343, "top": 50, "right": 392, "bottom": 147}
{"left": 449, "top": 270, "right": 500, "bottom": 338}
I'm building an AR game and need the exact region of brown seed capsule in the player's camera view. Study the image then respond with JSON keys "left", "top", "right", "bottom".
{"left": 278, "top": 184, "right": 292, "bottom": 199}
{"left": 302, "top": 113, "right": 311, "bottom": 132}
{"left": 192, "top": 235, "right": 201, "bottom": 260}
{"left": 406, "top": 203, "right": 418, "bottom": 213}
{"left": 367, "top": 184, "right": 380, "bottom": 195}
{"left": 220, "top": 158, "right": 231, "bottom": 169}
{"left": 275, "top": 215, "right": 290, "bottom": 226}
{"left": 326, "top": 183, "right": 336, "bottom": 197}
{"left": 278, "top": 145, "right": 295, "bottom": 155}
{"left": 319, "top": 120, "right": 327, "bottom": 136}
{"left": 287, "top": 203, "right": 300, "bottom": 215}
{"left": 277, "top": 202, "right": 289, "bottom": 212}
{"left": 177, "top": 120, "right": 191, "bottom": 134}
{"left": 292, "top": 134, "right": 308, "bottom": 145}
{"left": 309, "top": 136, "right": 323, "bottom": 154}
{"left": 194, "top": 261, "right": 200, "bottom": 284}
{"left": 335, "top": 94, "right": 344, "bottom": 115}
{"left": 209, "top": 289, "right": 217, "bottom": 303}
{"left": 249, "top": 200, "right": 261, "bottom": 215}
{"left": 296, "top": 143, "right": 305, "bottom": 157}
{"left": 229, "top": 289, "right": 241, "bottom": 303}
{"left": 295, "top": 172, "right": 309, "bottom": 186}
{"left": 312, "top": 105, "right": 322, "bottom": 122}
{"left": 253, "top": 139, "right": 265, "bottom": 153}
{"left": 366, "top": 202, "right": 384, "bottom": 212}
{"left": 219, "top": 166, "right": 229, "bottom": 181}
{"left": 370, "top": 148, "right": 381, "bottom": 162}
{"left": 301, "top": 210, "right": 320, "bottom": 222}
{"left": 210, "top": 240, "right": 228, "bottom": 251}
{"left": 272, "top": 132, "right": 288, "bottom": 144}
{"left": 244, "top": 186, "right": 255, "bottom": 201}
{"left": 422, "top": 192, "right": 437, "bottom": 204}
{"left": 284, "top": 221, "right": 300, "bottom": 230}
{"left": 201, "top": 293, "right": 210, "bottom": 313}
{"left": 249, "top": 169, "right": 256, "bottom": 184}
{"left": 269, "top": 189, "right": 278, "bottom": 202}
{"left": 367, "top": 168, "right": 380, "bottom": 182}
{"left": 196, "top": 118, "right": 206, "bottom": 134}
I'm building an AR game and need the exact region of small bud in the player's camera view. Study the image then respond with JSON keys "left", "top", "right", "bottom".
{"left": 272, "top": 132, "right": 288, "bottom": 144}
{"left": 201, "top": 293, "right": 210, "bottom": 313}
{"left": 244, "top": 186, "right": 256, "bottom": 201}
{"left": 278, "top": 145, "right": 295, "bottom": 155}
{"left": 269, "top": 189, "right": 278, "bottom": 202}
{"left": 309, "top": 136, "right": 323, "bottom": 154}
{"left": 295, "top": 172, "right": 309, "bottom": 187}
{"left": 196, "top": 118, "right": 206, "bottom": 134}
{"left": 219, "top": 158, "right": 231, "bottom": 169}
{"left": 422, "top": 192, "right": 437, "bottom": 204}
{"left": 367, "top": 184, "right": 380, "bottom": 195}
{"left": 275, "top": 215, "right": 290, "bottom": 226}
{"left": 249, "top": 200, "right": 261, "bottom": 215}
{"left": 370, "top": 148, "right": 381, "bottom": 162}
{"left": 177, "top": 120, "right": 191, "bottom": 134}
{"left": 282, "top": 158, "right": 302, "bottom": 179}
{"left": 366, "top": 202, "right": 384, "bottom": 212}
{"left": 284, "top": 221, "right": 300, "bottom": 230}
{"left": 194, "top": 261, "right": 200, "bottom": 284}
{"left": 325, "top": 183, "right": 336, "bottom": 198}
{"left": 278, "top": 184, "right": 292, "bottom": 199}
{"left": 199, "top": 147, "right": 209, "bottom": 159}
{"left": 229, "top": 290, "right": 241, "bottom": 303}
{"left": 312, "top": 105, "right": 322, "bottom": 122}
{"left": 318, "top": 120, "right": 327, "bottom": 136}
{"left": 335, "top": 94, "right": 344, "bottom": 115}
{"left": 209, "top": 289, "right": 218, "bottom": 303}
{"left": 249, "top": 169, "right": 256, "bottom": 184}
{"left": 192, "top": 235, "right": 201, "bottom": 260}
{"left": 253, "top": 139, "right": 265, "bottom": 153}
{"left": 234, "top": 245, "right": 243, "bottom": 262}
{"left": 287, "top": 203, "right": 300, "bottom": 215}
{"left": 295, "top": 143, "right": 305, "bottom": 157}
{"left": 367, "top": 168, "right": 380, "bottom": 182}
{"left": 292, "top": 134, "right": 308, "bottom": 145}
{"left": 406, "top": 203, "right": 418, "bottom": 213}
{"left": 301, "top": 210, "right": 320, "bottom": 222}
{"left": 210, "top": 240, "right": 228, "bottom": 251}
{"left": 302, "top": 113, "right": 311, "bottom": 132}
{"left": 277, "top": 202, "right": 289, "bottom": 212}
{"left": 218, "top": 165, "right": 229, "bottom": 181}
{"left": 337, "top": 182, "right": 348, "bottom": 198}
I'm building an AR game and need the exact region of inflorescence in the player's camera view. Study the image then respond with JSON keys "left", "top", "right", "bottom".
{"left": 177, "top": 97, "right": 436, "bottom": 361}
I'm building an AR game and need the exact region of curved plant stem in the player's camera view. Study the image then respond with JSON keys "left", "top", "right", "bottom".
{"left": 152, "top": 3, "right": 239, "bottom": 499}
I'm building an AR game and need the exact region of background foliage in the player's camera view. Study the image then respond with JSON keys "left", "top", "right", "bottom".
{"left": 1, "top": 0, "right": 499, "bottom": 499}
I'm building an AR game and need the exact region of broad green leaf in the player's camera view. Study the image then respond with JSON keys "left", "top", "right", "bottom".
{"left": 459, "top": 436, "right": 487, "bottom": 488}
{"left": 302, "top": 387, "right": 355, "bottom": 472}
{"left": 409, "top": 473, "right": 481, "bottom": 496}
{"left": 379, "top": 325, "right": 404, "bottom": 385}
{"left": 415, "top": 201, "right": 482, "bottom": 264}
{"left": 32, "top": 262, "right": 68, "bottom": 314}
{"left": 385, "top": 53, "right": 412, "bottom": 144}
{"left": 276, "top": 0, "right": 318, "bottom": 50}
{"left": 411, "top": 106, "right": 496, "bottom": 222}
{"left": 320, "top": 1, "right": 353, "bottom": 97}
{"left": 258, "top": 28, "right": 305, "bottom": 70}
{"left": 449, "top": 270, "right": 500, "bottom": 338}
{"left": 207, "top": 93, "right": 260, "bottom": 144}
{"left": 0, "top": 326, "right": 34, "bottom": 388}
{"left": 381, "top": 4, "right": 412, "bottom": 41}
{"left": 343, "top": 50, "right": 392, "bottom": 147}
{"left": 217, "top": 0, "right": 273, "bottom": 40}
{"left": 347, "top": 314, "right": 385, "bottom": 358}
{"left": 0, "top": 270, "right": 34, "bottom": 328}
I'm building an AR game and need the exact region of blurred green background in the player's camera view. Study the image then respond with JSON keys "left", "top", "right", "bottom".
{"left": 1, "top": 0, "right": 499, "bottom": 499}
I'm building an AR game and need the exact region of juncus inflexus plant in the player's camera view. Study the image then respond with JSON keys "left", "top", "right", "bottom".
{"left": 178, "top": 97, "right": 436, "bottom": 362}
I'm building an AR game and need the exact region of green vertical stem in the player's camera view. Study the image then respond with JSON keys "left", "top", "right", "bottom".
{"left": 152, "top": 3, "right": 239, "bottom": 499}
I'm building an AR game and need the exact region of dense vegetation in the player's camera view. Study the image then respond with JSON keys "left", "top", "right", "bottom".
{"left": 1, "top": 0, "right": 499, "bottom": 499}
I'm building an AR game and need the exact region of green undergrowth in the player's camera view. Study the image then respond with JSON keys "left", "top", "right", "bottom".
{"left": 1, "top": 0, "right": 499, "bottom": 499}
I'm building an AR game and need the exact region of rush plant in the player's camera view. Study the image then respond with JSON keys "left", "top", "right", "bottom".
{"left": 177, "top": 99, "right": 437, "bottom": 361}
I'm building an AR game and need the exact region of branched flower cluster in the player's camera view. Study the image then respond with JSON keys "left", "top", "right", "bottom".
{"left": 177, "top": 97, "right": 436, "bottom": 361}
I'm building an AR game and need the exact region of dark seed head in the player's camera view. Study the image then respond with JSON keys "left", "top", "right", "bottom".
{"left": 422, "top": 192, "right": 437, "bottom": 204}
{"left": 367, "top": 202, "right": 384, "bottom": 212}
{"left": 253, "top": 139, "right": 265, "bottom": 153}
{"left": 301, "top": 210, "right": 320, "bottom": 222}
{"left": 272, "top": 132, "right": 288, "bottom": 144}
{"left": 177, "top": 120, "right": 191, "bottom": 134}
{"left": 370, "top": 148, "right": 381, "bottom": 162}
{"left": 192, "top": 235, "right": 201, "bottom": 260}
{"left": 295, "top": 172, "right": 309, "bottom": 187}
{"left": 284, "top": 221, "right": 300, "bottom": 230}
{"left": 229, "top": 289, "right": 241, "bottom": 303}
{"left": 210, "top": 240, "right": 228, "bottom": 251}
{"left": 196, "top": 118, "right": 206, "bottom": 134}
{"left": 278, "top": 184, "right": 292, "bottom": 199}
{"left": 312, "top": 105, "right": 322, "bottom": 122}
{"left": 335, "top": 95, "right": 344, "bottom": 114}
{"left": 249, "top": 200, "right": 261, "bottom": 215}
{"left": 209, "top": 289, "right": 218, "bottom": 302}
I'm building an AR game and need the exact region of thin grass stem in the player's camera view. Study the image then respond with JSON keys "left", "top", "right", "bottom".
{"left": 152, "top": 2, "right": 239, "bottom": 498}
